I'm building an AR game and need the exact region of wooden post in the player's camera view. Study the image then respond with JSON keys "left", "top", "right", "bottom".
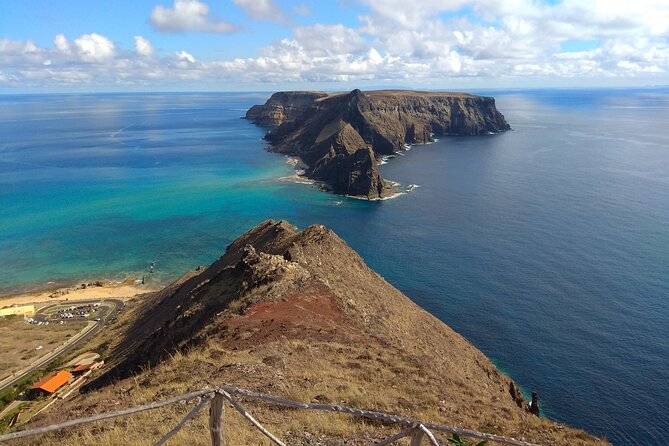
{"left": 210, "top": 393, "right": 226, "bottom": 446}
{"left": 410, "top": 428, "right": 424, "bottom": 446}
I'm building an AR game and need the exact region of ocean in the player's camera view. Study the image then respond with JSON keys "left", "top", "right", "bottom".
{"left": 1, "top": 89, "right": 668, "bottom": 445}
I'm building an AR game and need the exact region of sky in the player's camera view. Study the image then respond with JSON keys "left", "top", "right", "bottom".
{"left": 1, "top": 0, "right": 668, "bottom": 92}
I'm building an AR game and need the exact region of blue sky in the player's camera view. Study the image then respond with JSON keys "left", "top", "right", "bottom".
{"left": 1, "top": 0, "right": 668, "bottom": 92}
{"left": 0, "top": 1, "right": 348, "bottom": 60}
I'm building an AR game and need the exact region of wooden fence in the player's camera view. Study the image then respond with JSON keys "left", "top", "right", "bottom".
{"left": 0, "top": 385, "right": 543, "bottom": 446}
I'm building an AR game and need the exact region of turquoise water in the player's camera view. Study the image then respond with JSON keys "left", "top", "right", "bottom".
{"left": 1, "top": 90, "right": 668, "bottom": 445}
{"left": 0, "top": 93, "right": 330, "bottom": 290}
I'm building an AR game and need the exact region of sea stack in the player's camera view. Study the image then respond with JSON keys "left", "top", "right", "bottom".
{"left": 246, "top": 89, "right": 510, "bottom": 199}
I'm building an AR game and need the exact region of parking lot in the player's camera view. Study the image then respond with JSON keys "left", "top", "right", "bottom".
{"left": 32, "top": 302, "right": 112, "bottom": 325}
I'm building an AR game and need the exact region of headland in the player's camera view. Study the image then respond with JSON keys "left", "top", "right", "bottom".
{"left": 246, "top": 89, "right": 510, "bottom": 199}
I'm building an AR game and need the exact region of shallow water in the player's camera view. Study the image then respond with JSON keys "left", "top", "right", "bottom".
{"left": 1, "top": 89, "right": 668, "bottom": 445}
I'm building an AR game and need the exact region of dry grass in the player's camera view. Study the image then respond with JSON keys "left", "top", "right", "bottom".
{"left": 6, "top": 221, "right": 610, "bottom": 446}
{"left": 11, "top": 333, "right": 607, "bottom": 446}
{"left": 0, "top": 316, "right": 85, "bottom": 377}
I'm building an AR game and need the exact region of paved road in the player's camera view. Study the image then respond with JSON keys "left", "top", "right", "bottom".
{"left": 0, "top": 299, "right": 123, "bottom": 394}
{"left": 0, "top": 400, "right": 22, "bottom": 420}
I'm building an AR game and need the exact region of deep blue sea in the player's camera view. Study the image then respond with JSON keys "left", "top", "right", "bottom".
{"left": 1, "top": 89, "right": 668, "bottom": 445}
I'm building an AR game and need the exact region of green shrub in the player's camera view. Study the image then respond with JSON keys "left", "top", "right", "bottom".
{"left": 448, "top": 433, "right": 487, "bottom": 446}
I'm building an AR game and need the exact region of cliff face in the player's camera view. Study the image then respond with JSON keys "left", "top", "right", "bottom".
{"left": 37, "top": 220, "right": 606, "bottom": 445}
{"left": 246, "top": 89, "right": 510, "bottom": 199}
{"left": 245, "top": 91, "right": 328, "bottom": 126}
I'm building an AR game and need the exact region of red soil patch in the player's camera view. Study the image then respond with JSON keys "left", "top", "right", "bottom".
{"left": 219, "top": 283, "right": 350, "bottom": 348}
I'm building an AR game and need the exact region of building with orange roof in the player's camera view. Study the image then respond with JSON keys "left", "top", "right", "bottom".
{"left": 71, "top": 361, "right": 102, "bottom": 375}
{"left": 30, "top": 370, "right": 72, "bottom": 397}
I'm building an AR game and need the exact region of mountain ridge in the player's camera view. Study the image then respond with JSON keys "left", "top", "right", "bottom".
{"left": 20, "top": 219, "right": 609, "bottom": 445}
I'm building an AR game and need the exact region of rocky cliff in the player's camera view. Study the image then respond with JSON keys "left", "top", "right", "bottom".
{"left": 245, "top": 91, "right": 328, "bottom": 126}
{"left": 246, "top": 89, "right": 511, "bottom": 199}
{"left": 29, "top": 220, "right": 606, "bottom": 445}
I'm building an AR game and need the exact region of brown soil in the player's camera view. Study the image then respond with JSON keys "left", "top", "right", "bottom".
{"left": 220, "top": 282, "right": 351, "bottom": 349}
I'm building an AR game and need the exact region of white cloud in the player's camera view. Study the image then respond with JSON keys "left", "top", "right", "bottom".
{"left": 177, "top": 50, "right": 196, "bottom": 63}
{"left": 360, "top": 0, "right": 468, "bottom": 30}
{"left": 73, "top": 33, "right": 115, "bottom": 62}
{"left": 291, "top": 24, "right": 369, "bottom": 57}
{"left": 150, "top": 0, "right": 236, "bottom": 33}
{"left": 134, "top": 36, "right": 155, "bottom": 57}
{"left": 2, "top": 1, "right": 669, "bottom": 89}
{"left": 615, "top": 60, "right": 663, "bottom": 73}
{"left": 368, "top": 48, "right": 383, "bottom": 64}
{"left": 54, "top": 34, "right": 71, "bottom": 53}
{"left": 232, "top": 0, "right": 288, "bottom": 24}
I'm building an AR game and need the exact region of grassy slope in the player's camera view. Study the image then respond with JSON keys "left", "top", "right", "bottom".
{"left": 12, "top": 221, "right": 608, "bottom": 446}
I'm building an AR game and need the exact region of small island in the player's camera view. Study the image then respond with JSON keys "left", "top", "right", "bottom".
{"left": 246, "top": 89, "right": 511, "bottom": 199}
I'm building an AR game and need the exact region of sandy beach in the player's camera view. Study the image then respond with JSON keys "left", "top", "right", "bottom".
{"left": 0, "top": 281, "right": 158, "bottom": 308}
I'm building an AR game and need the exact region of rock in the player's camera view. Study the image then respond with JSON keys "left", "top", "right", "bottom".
{"left": 246, "top": 89, "right": 510, "bottom": 199}
{"left": 529, "top": 391, "right": 540, "bottom": 416}
{"left": 509, "top": 381, "right": 525, "bottom": 408}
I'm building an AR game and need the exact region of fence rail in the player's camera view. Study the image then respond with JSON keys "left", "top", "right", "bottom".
{"left": 0, "top": 384, "right": 542, "bottom": 446}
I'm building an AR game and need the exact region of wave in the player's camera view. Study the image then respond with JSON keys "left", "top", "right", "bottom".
{"left": 345, "top": 191, "right": 404, "bottom": 201}
{"left": 278, "top": 174, "right": 315, "bottom": 185}
{"left": 378, "top": 156, "right": 390, "bottom": 165}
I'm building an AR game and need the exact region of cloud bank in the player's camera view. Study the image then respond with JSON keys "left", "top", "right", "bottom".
{"left": 1, "top": 0, "right": 668, "bottom": 90}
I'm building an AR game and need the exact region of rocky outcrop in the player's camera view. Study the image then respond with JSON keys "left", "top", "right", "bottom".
{"left": 246, "top": 89, "right": 511, "bottom": 199}
{"left": 245, "top": 91, "right": 328, "bottom": 126}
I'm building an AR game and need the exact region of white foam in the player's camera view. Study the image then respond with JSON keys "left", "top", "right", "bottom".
{"left": 285, "top": 156, "right": 299, "bottom": 166}
{"left": 279, "top": 175, "right": 315, "bottom": 185}
{"left": 345, "top": 191, "right": 404, "bottom": 201}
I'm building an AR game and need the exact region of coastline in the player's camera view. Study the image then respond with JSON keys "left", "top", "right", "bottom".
{"left": 280, "top": 155, "right": 407, "bottom": 201}
{"left": 0, "top": 278, "right": 158, "bottom": 307}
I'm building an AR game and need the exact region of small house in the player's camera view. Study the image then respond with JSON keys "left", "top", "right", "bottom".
{"left": 29, "top": 370, "right": 72, "bottom": 398}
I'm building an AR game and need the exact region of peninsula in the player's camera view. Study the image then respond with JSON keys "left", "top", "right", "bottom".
{"left": 19, "top": 220, "right": 605, "bottom": 445}
{"left": 246, "top": 89, "right": 511, "bottom": 199}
